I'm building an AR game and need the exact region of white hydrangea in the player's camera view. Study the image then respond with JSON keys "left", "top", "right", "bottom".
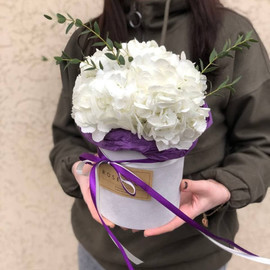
{"left": 72, "top": 39, "right": 210, "bottom": 151}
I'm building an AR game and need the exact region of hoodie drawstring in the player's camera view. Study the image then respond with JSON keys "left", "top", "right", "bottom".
{"left": 160, "top": 0, "right": 172, "bottom": 45}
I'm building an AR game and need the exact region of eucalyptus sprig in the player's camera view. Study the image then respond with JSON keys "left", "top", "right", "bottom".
{"left": 44, "top": 13, "right": 133, "bottom": 70}
{"left": 205, "top": 76, "right": 242, "bottom": 97}
{"left": 44, "top": 13, "right": 258, "bottom": 97}
{"left": 200, "top": 31, "right": 258, "bottom": 96}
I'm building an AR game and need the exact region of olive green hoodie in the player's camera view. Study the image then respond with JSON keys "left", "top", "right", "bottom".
{"left": 49, "top": 1, "right": 270, "bottom": 269}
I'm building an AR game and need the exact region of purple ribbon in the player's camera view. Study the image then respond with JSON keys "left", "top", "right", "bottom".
{"left": 80, "top": 152, "right": 257, "bottom": 269}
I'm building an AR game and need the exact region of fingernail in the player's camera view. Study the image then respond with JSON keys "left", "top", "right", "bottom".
{"left": 184, "top": 181, "right": 188, "bottom": 190}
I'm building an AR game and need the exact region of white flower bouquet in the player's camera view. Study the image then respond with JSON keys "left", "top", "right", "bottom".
{"left": 72, "top": 39, "right": 208, "bottom": 228}
{"left": 72, "top": 39, "right": 210, "bottom": 152}
{"left": 45, "top": 13, "right": 256, "bottom": 229}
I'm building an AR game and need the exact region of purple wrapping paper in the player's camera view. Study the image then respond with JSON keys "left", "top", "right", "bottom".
{"left": 81, "top": 106, "right": 213, "bottom": 161}
{"left": 82, "top": 129, "right": 194, "bottom": 160}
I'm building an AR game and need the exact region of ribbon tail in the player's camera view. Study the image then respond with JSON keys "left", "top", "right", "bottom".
{"left": 110, "top": 236, "right": 143, "bottom": 265}
{"left": 90, "top": 163, "right": 143, "bottom": 269}
{"left": 202, "top": 233, "right": 270, "bottom": 265}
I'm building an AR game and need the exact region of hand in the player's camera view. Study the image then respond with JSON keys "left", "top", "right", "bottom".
{"left": 72, "top": 161, "right": 115, "bottom": 228}
{"left": 144, "top": 179, "right": 230, "bottom": 237}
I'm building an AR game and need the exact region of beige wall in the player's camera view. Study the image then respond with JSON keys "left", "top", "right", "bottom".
{"left": 0, "top": 0, "right": 269, "bottom": 269}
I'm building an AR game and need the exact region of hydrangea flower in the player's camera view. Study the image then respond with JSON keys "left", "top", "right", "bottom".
{"left": 72, "top": 39, "right": 210, "bottom": 151}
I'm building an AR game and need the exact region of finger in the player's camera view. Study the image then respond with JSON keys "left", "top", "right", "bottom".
{"left": 72, "top": 161, "right": 92, "bottom": 178}
{"left": 93, "top": 214, "right": 115, "bottom": 228}
{"left": 72, "top": 162, "right": 115, "bottom": 228}
{"left": 120, "top": 227, "right": 129, "bottom": 231}
{"left": 144, "top": 201, "right": 203, "bottom": 237}
{"left": 72, "top": 161, "right": 81, "bottom": 176}
{"left": 82, "top": 163, "right": 93, "bottom": 174}
{"left": 181, "top": 179, "right": 231, "bottom": 206}
{"left": 180, "top": 179, "right": 210, "bottom": 194}
{"left": 101, "top": 215, "right": 115, "bottom": 228}
{"left": 80, "top": 181, "right": 115, "bottom": 228}
{"left": 132, "top": 229, "right": 139, "bottom": 233}
{"left": 144, "top": 216, "right": 186, "bottom": 237}
{"left": 87, "top": 200, "right": 115, "bottom": 228}
{"left": 78, "top": 175, "right": 91, "bottom": 191}
{"left": 87, "top": 202, "right": 115, "bottom": 228}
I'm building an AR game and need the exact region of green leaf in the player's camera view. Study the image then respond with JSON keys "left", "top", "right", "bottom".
{"left": 67, "top": 13, "right": 74, "bottom": 20}
{"left": 61, "top": 51, "right": 70, "bottom": 58}
{"left": 90, "top": 59, "right": 96, "bottom": 68}
{"left": 209, "top": 48, "right": 218, "bottom": 63}
{"left": 231, "top": 76, "right": 242, "bottom": 85}
{"left": 199, "top": 58, "right": 204, "bottom": 71}
{"left": 70, "top": 58, "right": 81, "bottom": 64}
{"left": 217, "top": 51, "right": 227, "bottom": 58}
{"left": 79, "top": 29, "right": 91, "bottom": 36}
{"left": 118, "top": 55, "right": 125, "bottom": 65}
{"left": 231, "top": 47, "right": 243, "bottom": 51}
{"left": 114, "top": 42, "right": 122, "bottom": 49}
{"left": 81, "top": 49, "right": 86, "bottom": 58}
{"left": 99, "top": 61, "right": 104, "bottom": 70}
{"left": 207, "top": 79, "right": 213, "bottom": 92}
{"left": 222, "top": 41, "right": 228, "bottom": 52}
{"left": 213, "top": 93, "right": 225, "bottom": 97}
{"left": 203, "top": 66, "right": 218, "bottom": 73}
{"left": 44, "top": 14, "right": 52, "bottom": 20}
{"left": 41, "top": 56, "right": 48, "bottom": 61}
{"left": 75, "top": 19, "right": 83, "bottom": 27}
{"left": 128, "top": 56, "right": 134, "bottom": 62}
{"left": 106, "top": 38, "right": 113, "bottom": 50}
{"left": 88, "top": 35, "right": 97, "bottom": 39}
{"left": 245, "top": 31, "right": 253, "bottom": 40}
{"left": 249, "top": 38, "right": 258, "bottom": 43}
{"left": 105, "top": 53, "right": 117, "bottom": 60}
{"left": 66, "top": 22, "right": 74, "bottom": 34}
{"left": 92, "top": 42, "right": 105, "bottom": 47}
{"left": 235, "top": 34, "right": 244, "bottom": 44}
{"left": 219, "top": 77, "right": 230, "bottom": 88}
{"left": 64, "top": 62, "right": 72, "bottom": 70}
{"left": 93, "top": 21, "right": 100, "bottom": 35}
{"left": 54, "top": 56, "right": 63, "bottom": 62}
{"left": 227, "top": 86, "right": 234, "bottom": 91}
{"left": 84, "top": 67, "right": 96, "bottom": 71}
{"left": 57, "top": 13, "right": 66, "bottom": 24}
{"left": 241, "top": 43, "right": 251, "bottom": 49}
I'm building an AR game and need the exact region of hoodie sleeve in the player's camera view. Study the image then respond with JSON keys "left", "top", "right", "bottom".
{"left": 202, "top": 80, "right": 270, "bottom": 209}
{"left": 201, "top": 16, "right": 270, "bottom": 209}
{"left": 49, "top": 29, "right": 97, "bottom": 198}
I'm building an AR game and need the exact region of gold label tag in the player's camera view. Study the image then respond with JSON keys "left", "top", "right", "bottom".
{"left": 98, "top": 163, "right": 153, "bottom": 201}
